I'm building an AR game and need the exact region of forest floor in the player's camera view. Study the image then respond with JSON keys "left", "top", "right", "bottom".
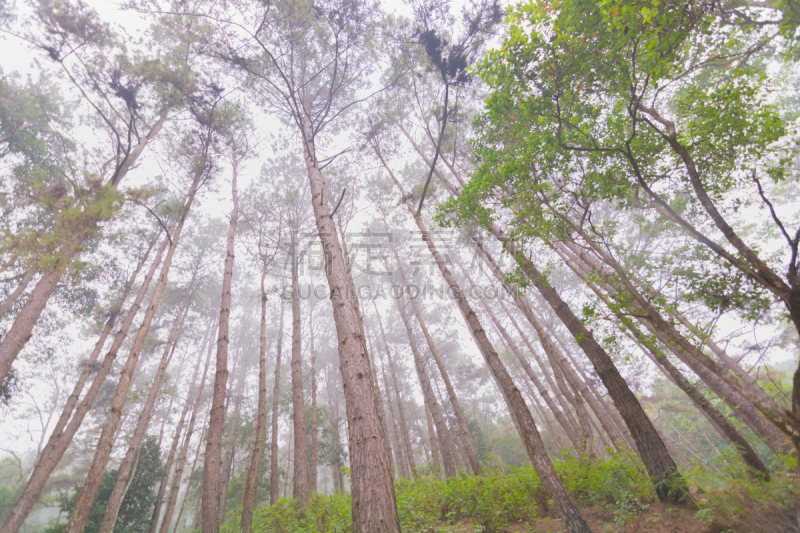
{"left": 444, "top": 502, "right": 800, "bottom": 533}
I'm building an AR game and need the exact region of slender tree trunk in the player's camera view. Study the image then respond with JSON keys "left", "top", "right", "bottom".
{"left": 562, "top": 243, "right": 769, "bottom": 472}
{"left": 394, "top": 296, "right": 458, "bottom": 477}
{"left": 381, "top": 356, "right": 407, "bottom": 478}
{"left": 64, "top": 155, "right": 205, "bottom": 533}
{"left": 391, "top": 248, "right": 483, "bottom": 475}
{"left": 424, "top": 402, "right": 441, "bottom": 474}
{"left": 309, "top": 301, "right": 319, "bottom": 494}
{"left": 551, "top": 360, "right": 593, "bottom": 454}
{"left": 220, "top": 382, "right": 243, "bottom": 522}
{"left": 241, "top": 264, "right": 270, "bottom": 532}
{"left": 365, "top": 332, "right": 396, "bottom": 480}
{"left": 202, "top": 168, "right": 240, "bottom": 533}
{"left": 478, "top": 292, "right": 582, "bottom": 450}
{"left": 1, "top": 237, "right": 167, "bottom": 533}
{"left": 377, "top": 155, "right": 591, "bottom": 532}
{"left": 487, "top": 221, "right": 689, "bottom": 503}
{"left": 0, "top": 237, "right": 166, "bottom": 533}
{"left": 0, "top": 117, "right": 166, "bottom": 386}
{"left": 174, "top": 414, "right": 209, "bottom": 533}
{"left": 270, "top": 302, "right": 285, "bottom": 505}
{"left": 99, "top": 288, "right": 194, "bottom": 533}
{"left": 404, "top": 131, "right": 684, "bottom": 494}
{"left": 473, "top": 241, "right": 630, "bottom": 452}
{"left": 373, "top": 302, "right": 418, "bottom": 478}
{"left": 0, "top": 266, "right": 38, "bottom": 318}
{"left": 159, "top": 324, "right": 215, "bottom": 533}
{"left": 300, "top": 115, "right": 399, "bottom": 532}
{"left": 560, "top": 241, "right": 789, "bottom": 453}
{"left": 149, "top": 344, "right": 203, "bottom": 533}
{"left": 288, "top": 230, "right": 310, "bottom": 505}
{"left": 324, "top": 372, "right": 345, "bottom": 493}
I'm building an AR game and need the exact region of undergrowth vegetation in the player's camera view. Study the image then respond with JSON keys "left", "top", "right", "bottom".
{"left": 219, "top": 450, "right": 800, "bottom": 533}
{"left": 221, "top": 451, "right": 654, "bottom": 533}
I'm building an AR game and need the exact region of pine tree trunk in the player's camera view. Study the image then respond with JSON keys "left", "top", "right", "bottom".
{"left": 300, "top": 115, "right": 399, "bottom": 532}
{"left": 64, "top": 159, "right": 203, "bottom": 533}
{"left": 373, "top": 302, "right": 418, "bottom": 478}
{"left": 377, "top": 157, "right": 591, "bottom": 533}
{"left": 202, "top": 168, "right": 240, "bottom": 533}
{"left": 479, "top": 293, "right": 582, "bottom": 450}
{"left": 0, "top": 266, "right": 38, "bottom": 318}
{"left": 381, "top": 358, "right": 407, "bottom": 477}
{"left": 220, "top": 382, "right": 243, "bottom": 522}
{"left": 270, "top": 302, "right": 284, "bottom": 505}
{"left": 562, "top": 241, "right": 790, "bottom": 453}
{"left": 98, "top": 289, "right": 193, "bottom": 533}
{"left": 424, "top": 402, "right": 441, "bottom": 474}
{"left": 158, "top": 323, "right": 215, "bottom": 533}
{"left": 174, "top": 414, "right": 209, "bottom": 533}
{"left": 394, "top": 296, "right": 458, "bottom": 477}
{"left": 149, "top": 347, "right": 202, "bottom": 533}
{"left": 553, "top": 242, "right": 773, "bottom": 471}
{"left": 0, "top": 237, "right": 167, "bottom": 533}
{"left": 241, "top": 264, "right": 270, "bottom": 532}
{"left": 288, "top": 231, "right": 310, "bottom": 505}
{"left": 0, "top": 116, "right": 166, "bottom": 386}
{"left": 309, "top": 301, "right": 319, "bottom": 494}
{"left": 391, "top": 248, "right": 483, "bottom": 475}
{"left": 485, "top": 221, "right": 689, "bottom": 504}
{"left": 325, "top": 374, "right": 345, "bottom": 493}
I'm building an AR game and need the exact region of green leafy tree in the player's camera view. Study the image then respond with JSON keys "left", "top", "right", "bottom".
{"left": 47, "top": 438, "right": 164, "bottom": 533}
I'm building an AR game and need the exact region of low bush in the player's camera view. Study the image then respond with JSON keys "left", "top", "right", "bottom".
{"left": 223, "top": 451, "right": 658, "bottom": 533}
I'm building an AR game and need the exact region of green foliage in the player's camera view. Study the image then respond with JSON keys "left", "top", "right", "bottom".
{"left": 45, "top": 438, "right": 164, "bottom": 533}
{"left": 689, "top": 452, "right": 800, "bottom": 530}
{"left": 232, "top": 453, "right": 656, "bottom": 533}
{"left": 555, "top": 450, "right": 652, "bottom": 507}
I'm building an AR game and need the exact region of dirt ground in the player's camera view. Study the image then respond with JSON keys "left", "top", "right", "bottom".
{"left": 447, "top": 502, "right": 800, "bottom": 533}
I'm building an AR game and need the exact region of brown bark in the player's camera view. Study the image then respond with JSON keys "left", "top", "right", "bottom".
{"left": 373, "top": 302, "right": 418, "bottom": 478}
{"left": 559, "top": 242, "right": 789, "bottom": 454}
{"left": 424, "top": 402, "right": 441, "bottom": 473}
{"left": 472, "top": 241, "right": 630, "bottom": 453}
{"left": 324, "top": 367, "right": 345, "bottom": 493}
{"left": 65, "top": 186, "right": 199, "bottom": 533}
{"left": 202, "top": 167, "right": 240, "bottom": 533}
{"left": 149, "top": 337, "right": 204, "bottom": 533}
{"left": 241, "top": 264, "right": 270, "bottom": 532}
{"left": 394, "top": 296, "right": 458, "bottom": 477}
{"left": 300, "top": 115, "right": 399, "bottom": 531}
{"left": 365, "top": 332, "right": 396, "bottom": 479}
{"left": 477, "top": 291, "right": 582, "bottom": 450}
{"left": 269, "top": 302, "right": 284, "bottom": 505}
{"left": 391, "top": 247, "right": 483, "bottom": 475}
{"left": 381, "top": 354, "right": 407, "bottom": 477}
{"left": 98, "top": 289, "right": 193, "bottom": 533}
{"left": 559, "top": 230, "right": 782, "bottom": 434}
{"left": 0, "top": 266, "right": 38, "bottom": 318}
{"left": 173, "top": 412, "right": 209, "bottom": 533}
{"left": 379, "top": 154, "right": 591, "bottom": 532}
{"left": 309, "top": 301, "right": 319, "bottom": 494}
{"left": 158, "top": 326, "right": 215, "bottom": 533}
{"left": 288, "top": 231, "right": 310, "bottom": 505}
{"left": 484, "top": 221, "right": 689, "bottom": 504}
{"left": 0, "top": 116, "right": 166, "bottom": 386}
{"left": 220, "top": 368, "right": 245, "bottom": 522}
{"left": 0, "top": 237, "right": 166, "bottom": 533}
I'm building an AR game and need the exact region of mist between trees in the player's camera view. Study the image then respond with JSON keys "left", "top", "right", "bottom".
{"left": 0, "top": 0, "right": 799, "bottom": 532}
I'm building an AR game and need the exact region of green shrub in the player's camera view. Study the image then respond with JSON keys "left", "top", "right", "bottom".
{"left": 232, "top": 452, "right": 655, "bottom": 533}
